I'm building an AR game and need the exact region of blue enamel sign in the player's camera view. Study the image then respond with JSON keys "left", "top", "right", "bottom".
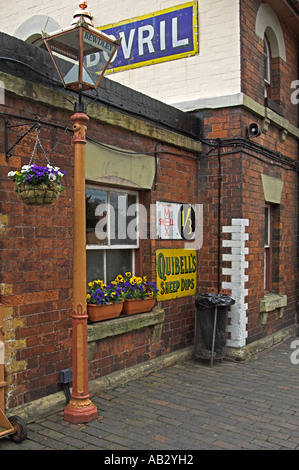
{"left": 96, "top": 2, "right": 198, "bottom": 73}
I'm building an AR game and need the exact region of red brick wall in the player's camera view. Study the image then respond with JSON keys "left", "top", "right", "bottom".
{"left": 239, "top": 0, "right": 298, "bottom": 342}
{"left": 0, "top": 94, "right": 74, "bottom": 406}
{"left": 200, "top": 6, "right": 298, "bottom": 345}
{"left": 199, "top": 115, "right": 298, "bottom": 345}
{"left": 135, "top": 145, "right": 199, "bottom": 360}
{"left": 90, "top": 329, "right": 160, "bottom": 378}
{"left": 199, "top": 108, "right": 243, "bottom": 293}
{"left": 0, "top": 92, "right": 199, "bottom": 408}
{"left": 241, "top": 145, "right": 298, "bottom": 343}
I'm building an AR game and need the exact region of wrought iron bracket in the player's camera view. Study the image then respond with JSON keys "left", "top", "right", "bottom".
{"left": 3, "top": 115, "right": 40, "bottom": 163}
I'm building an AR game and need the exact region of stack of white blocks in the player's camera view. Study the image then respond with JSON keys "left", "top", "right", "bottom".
{"left": 221, "top": 219, "right": 249, "bottom": 348}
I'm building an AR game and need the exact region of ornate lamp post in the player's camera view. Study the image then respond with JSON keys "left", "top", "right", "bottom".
{"left": 44, "top": 2, "right": 120, "bottom": 423}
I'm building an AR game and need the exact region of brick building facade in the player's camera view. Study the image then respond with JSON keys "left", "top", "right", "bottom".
{"left": 195, "top": 0, "right": 298, "bottom": 350}
{"left": 0, "top": 0, "right": 298, "bottom": 417}
{"left": 0, "top": 33, "right": 202, "bottom": 411}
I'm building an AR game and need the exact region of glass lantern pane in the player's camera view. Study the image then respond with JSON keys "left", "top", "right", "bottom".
{"left": 46, "top": 29, "right": 81, "bottom": 87}
{"left": 82, "top": 29, "right": 117, "bottom": 87}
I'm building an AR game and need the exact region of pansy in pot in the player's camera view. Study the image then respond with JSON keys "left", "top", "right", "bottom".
{"left": 86, "top": 279, "right": 126, "bottom": 305}
{"left": 118, "top": 272, "right": 159, "bottom": 300}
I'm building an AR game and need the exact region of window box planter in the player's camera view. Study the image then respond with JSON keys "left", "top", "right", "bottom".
{"left": 86, "top": 273, "right": 159, "bottom": 319}
{"left": 122, "top": 298, "right": 156, "bottom": 316}
{"left": 87, "top": 301, "right": 124, "bottom": 322}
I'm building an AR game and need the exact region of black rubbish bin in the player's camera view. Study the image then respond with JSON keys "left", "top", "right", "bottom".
{"left": 194, "top": 293, "right": 235, "bottom": 366}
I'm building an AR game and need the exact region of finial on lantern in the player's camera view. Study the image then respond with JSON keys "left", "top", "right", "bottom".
{"left": 72, "top": 1, "right": 94, "bottom": 26}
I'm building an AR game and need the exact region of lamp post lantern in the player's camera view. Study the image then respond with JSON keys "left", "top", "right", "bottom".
{"left": 44, "top": 0, "right": 120, "bottom": 104}
{"left": 44, "top": 2, "right": 120, "bottom": 423}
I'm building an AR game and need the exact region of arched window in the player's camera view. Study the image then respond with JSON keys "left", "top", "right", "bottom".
{"left": 255, "top": 4, "right": 286, "bottom": 113}
{"left": 13, "top": 16, "right": 61, "bottom": 47}
{"left": 263, "top": 35, "right": 272, "bottom": 99}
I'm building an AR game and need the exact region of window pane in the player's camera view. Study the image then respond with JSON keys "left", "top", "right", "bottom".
{"left": 86, "top": 188, "right": 108, "bottom": 246}
{"left": 264, "top": 39, "right": 270, "bottom": 83}
{"left": 106, "top": 249, "right": 133, "bottom": 283}
{"left": 110, "top": 192, "right": 138, "bottom": 246}
{"left": 264, "top": 206, "right": 270, "bottom": 247}
{"left": 86, "top": 250, "right": 104, "bottom": 284}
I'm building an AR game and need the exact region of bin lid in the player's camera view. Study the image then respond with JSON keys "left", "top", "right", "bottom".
{"left": 195, "top": 293, "right": 235, "bottom": 308}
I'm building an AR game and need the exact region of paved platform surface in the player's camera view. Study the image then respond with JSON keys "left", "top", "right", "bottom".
{"left": 0, "top": 336, "right": 299, "bottom": 451}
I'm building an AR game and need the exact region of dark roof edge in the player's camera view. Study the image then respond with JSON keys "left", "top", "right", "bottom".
{"left": 0, "top": 32, "right": 201, "bottom": 140}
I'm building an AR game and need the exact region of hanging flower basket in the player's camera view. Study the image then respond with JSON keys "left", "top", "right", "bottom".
{"left": 14, "top": 182, "right": 61, "bottom": 205}
{"left": 8, "top": 128, "right": 66, "bottom": 206}
{"left": 8, "top": 164, "right": 66, "bottom": 206}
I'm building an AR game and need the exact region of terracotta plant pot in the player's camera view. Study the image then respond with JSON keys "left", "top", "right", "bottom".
{"left": 122, "top": 298, "right": 156, "bottom": 315}
{"left": 87, "top": 301, "right": 124, "bottom": 322}
{"left": 15, "top": 183, "right": 60, "bottom": 205}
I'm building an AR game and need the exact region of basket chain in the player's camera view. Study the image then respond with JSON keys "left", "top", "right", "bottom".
{"left": 29, "top": 128, "right": 52, "bottom": 167}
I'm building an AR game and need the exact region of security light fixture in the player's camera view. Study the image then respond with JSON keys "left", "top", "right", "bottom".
{"left": 246, "top": 122, "right": 262, "bottom": 138}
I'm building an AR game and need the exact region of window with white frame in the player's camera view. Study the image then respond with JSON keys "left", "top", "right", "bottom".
{"left": 255, "top": 4, "right": 286, "bottom": 107}
{"left": 264, "top": 204, "right": 271, "bottom": 292}
{"left": 86, "top": 185, "right": 139, "bottom": 284}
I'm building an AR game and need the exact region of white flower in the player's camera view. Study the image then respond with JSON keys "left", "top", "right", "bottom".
{"left": 8, "top": 171, "right": 16, "bottom": 177}
{"left": 48, "top": 173, "right": 57, "bottom": 181}
{"left": 47, "top": 164, "right": 60, "bottom": 171}
{"left": 21, "top": 165, "right": 30, "bottom": 171}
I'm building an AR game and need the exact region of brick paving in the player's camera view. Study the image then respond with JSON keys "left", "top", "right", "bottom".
{"left": 0, "top": 336, "right": 299, "bottom": 451}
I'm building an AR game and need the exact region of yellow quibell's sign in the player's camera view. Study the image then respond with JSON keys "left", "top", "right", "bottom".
{"left": 156, "top": 249, "right": 197, "bottom": 301}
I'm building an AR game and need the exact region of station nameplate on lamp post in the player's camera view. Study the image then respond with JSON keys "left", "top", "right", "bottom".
{"left": 156, "top": 249, "right": 197, "bottom": 301}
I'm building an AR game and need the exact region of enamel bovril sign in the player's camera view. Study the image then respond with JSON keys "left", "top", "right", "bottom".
{"left": 156, "top": 249, "right": 197, "bottom": 301}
